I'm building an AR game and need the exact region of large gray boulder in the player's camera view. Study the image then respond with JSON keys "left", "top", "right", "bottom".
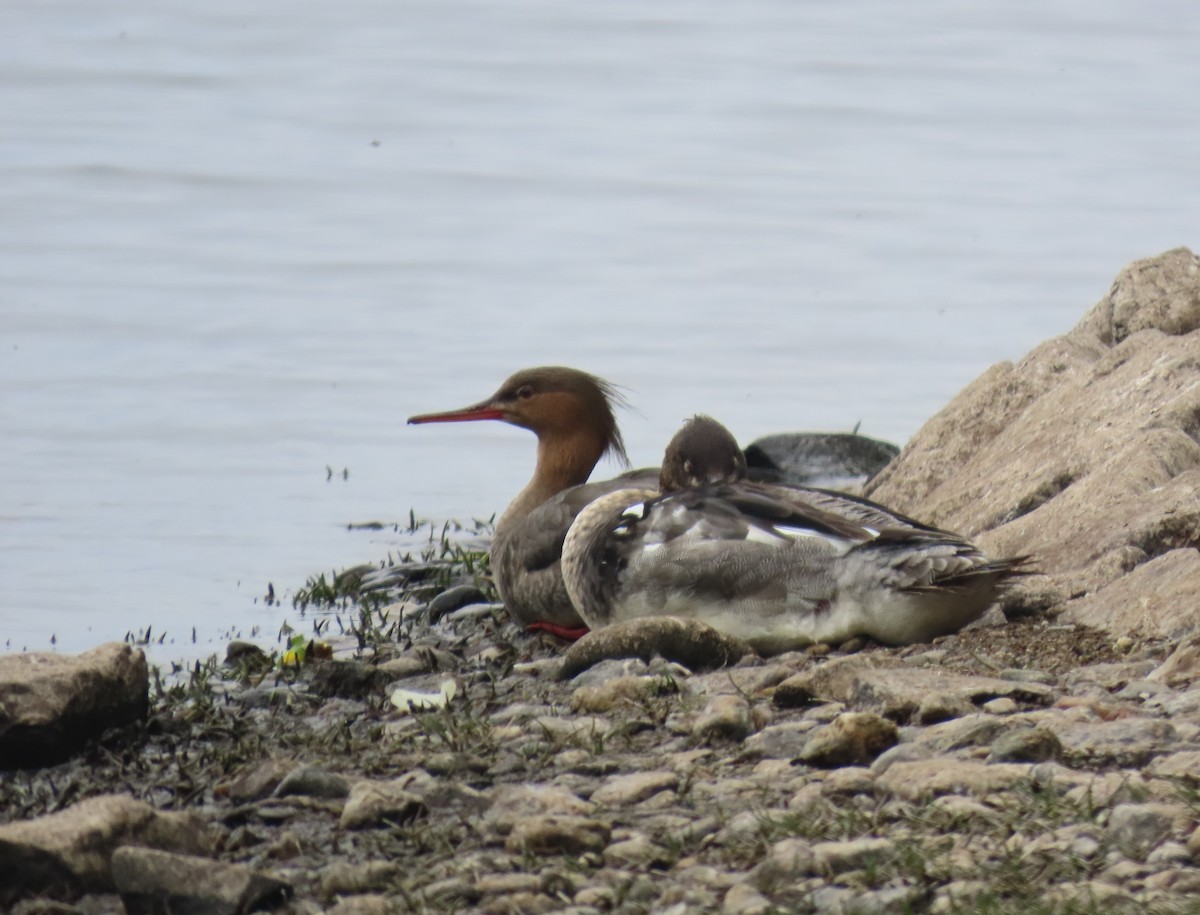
{"left": 0, "top": 794, "right": 211, "bottom": 905}
{"left": 866, "top": 247, "right": 1200, "bottom": 640}
{"left": 0, "top": 642, "right": 149, "bottom": 769}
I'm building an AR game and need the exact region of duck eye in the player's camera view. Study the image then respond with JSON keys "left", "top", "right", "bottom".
{"left": 516, "top": 385, "right": 534, "bottom": 400}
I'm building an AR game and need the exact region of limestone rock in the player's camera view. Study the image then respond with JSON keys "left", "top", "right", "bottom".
{"left": 504, "top": 816, "right": 611, "bottom": 856}
{"left": 865, "top": 247, "right": 1200, "bottom": 639}
{"left": 0, "top": 643, "right": 148, "bottom": 769}
{"left": 0, "top": 794, "right": 211, "bottom": 905}
{"left": 693, "top": 695, "right": 755, "bottom": 742}
{"left": 560, "top": 617, "right": 751, "bottom": 679}
{"left": 111, "top": 847, "right": 291, "bottom": 915}
{"left": 1108, "top": 803, "right": 1193, "bottom": 855}
{"left": 484, "top": 785, "right": 594, "bottom": 837}
{"left": 338, "top": 780, "right": 427, "bottom": 830}
{"left": 875, "top": 759, "right": 1040, "bottom": 800}
{"left": 590, "top": 770, "right": 679, "bottom": 807}
{"left": 775, "top": 655, "right": 1053, "bottom": 720}
{"left": 798, "top": 712, "right": 898, "bottom": 767}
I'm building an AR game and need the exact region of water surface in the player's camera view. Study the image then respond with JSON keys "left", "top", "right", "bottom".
{"left": 3, "top": 0, "right": 1199, "bottom": 659}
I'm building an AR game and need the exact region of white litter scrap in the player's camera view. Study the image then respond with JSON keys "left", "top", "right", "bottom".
{"left": 390, "top": 679, "right": 457, "bottom": 714}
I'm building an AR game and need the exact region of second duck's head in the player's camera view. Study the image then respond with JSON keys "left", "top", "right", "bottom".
{"left": 659, "top": 415, "right": 747, "bottom": 492}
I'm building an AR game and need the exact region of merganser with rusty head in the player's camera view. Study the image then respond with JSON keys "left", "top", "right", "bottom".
{"left": 408, "top": 366, "right": 655, "bottom": 636}
{"left": 561, "top": 415, "right": 1028, "bottom": 655}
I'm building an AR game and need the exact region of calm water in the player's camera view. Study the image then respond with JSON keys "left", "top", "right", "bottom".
{"left": 3, "top": 0, "right": 1199, "bottom": 660}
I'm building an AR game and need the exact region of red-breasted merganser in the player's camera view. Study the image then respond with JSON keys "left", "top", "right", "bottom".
{"left": 561, "top": 415, "right": 1028, "bottom": 655}
{"left": 408, "top": 366, "right": 655, "bottom": 636}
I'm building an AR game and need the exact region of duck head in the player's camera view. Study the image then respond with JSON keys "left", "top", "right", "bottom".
{"left": 659, "top": 414, "right": 747, "bottom": 492}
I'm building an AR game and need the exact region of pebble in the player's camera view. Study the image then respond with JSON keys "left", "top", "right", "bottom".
{"left": 799, "top": 712, "right": 898, "bottom": 767}
{"left": 693, "top": 695, "right": 755, "bottom": 742}
{"left": 504, "top": 816, "right": 612, "bottom": 856}
{"left": 989, "top": 725, "right": 1062, "bottom": 762}
{"left": 590, "top": 770, "right": 679, "bottom": 807}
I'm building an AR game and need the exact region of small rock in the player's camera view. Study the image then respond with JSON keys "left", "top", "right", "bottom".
{"left": 574, "top": 885, "right": 616, "bottom": 908}
{"left": 504, "top": 816, "right": 611, "bottom": 856}
{"left": 743, "top": 720, "right": 818, "bottom": 758}
{"left": 723, "top": 881, "right": 775, "bottom": 915}
{"left": 224, "top": 641, "right": 271, "bottom": 669}
{"left": 427, "top": 584, "right": 487, "bottom": 621}
{"left": 1108, "top": 803, "right": 1191, "bottom": 855}
{"left": 111, "top": 847, "right": 291, "bottom": 915}
{"left": 317, "top": 862, "right": 401, "bottom": 897}
{"left": 1147, "top": 749, "right": 1200, "bottom": 785}
{"left": 571, "top": 675, "right": 675, "bottom": 714}
{"left": 916, "top": 692, "right": 976, "bottom": 723}
{"left": 217, "top": 758, "right": 299, "bottom": 803}
{"left": 876, "top": 759, "right": 1038, "bottom": 800}
{"left": 981, "top": 697, "right": 1018, "bottom": 715}
{"left": 308, "top": 660, "right": 389, "bottom": 700}
{"left": 990, "top": 726, "right": 1062, "bottom": 763}
{"left": 799, "top": 712, "right": 898, "bottom": 767}
{"left": 812, "top": 837, "right": 896, "bottom": 874}
{"left": 476, "top": 873, "right": 541, "bottom": 895}
{"left": 591, "top": 770, "right": 679, "bottom": 807}
{"left": 560, "top": 617, "right": 751, "bottom": 679}
{"left": 338, "top": 780, "right": 427, "bottom": 830}
{"left": 273, "top": 766, "right": 351, "bottom": 800}
{"left": 326, "top": 895, "right": 392, "bottom": 915}
{"left": 484, "top": 784, "right": 595, "bottom": 836}
{"left": 693, "top": 695, "right": 754, "bottom": 742}
{"left": 1148, "top": 633, "right": 1200, "bottom": 685}
{"left": 602, "top": 833, "right": 671, "bottom": 869}
{"left": 1043, "top": 717, "right": 1178, "bottom": 767}
{"left": 752, "top": 838, "right": 815, "bottom": 891}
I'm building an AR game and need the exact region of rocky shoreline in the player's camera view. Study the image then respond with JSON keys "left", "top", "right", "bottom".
{"left": 3, "top": 247, "right": 1200, "bottom": 915}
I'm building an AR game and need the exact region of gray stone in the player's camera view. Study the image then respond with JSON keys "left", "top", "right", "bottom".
{"left": 1147, "top": 749, "right": 1200, "bottom": 784}
{"left": 602, "top": 833, "right": 670, "bottom": 869}
{"left": 875, "top": 759, "right": 1040, "bottom": 800}
{"left": 571, "top": 675, "right": 676, "bottom": 714}
{"left": 1108, "top": 803, "right": 1191, "bottom": 855}
{"left": 484, "top": 784, "right": 594, "bottom": 837}
{"left": 426, "top": 584, "right": 487, "bottom": 621}
{"left": 799, "top": 712, "right": 898, "bottom": 767}
{"left": 990, "top": 725, "right": 1062, "bottom": 762}
{"left": 752, "top": 838, "right": 816, "bottom": 891}
{"left": 743, "top": 720, "right": 819, "bottom": 759}
{"left": 590, "top": 770, "right": 679, "bottom": 807}
{"left": 217, "top": 758, "right": 299, "bottom": 803}
{"left": 504, "top": 816, "right": 611, "bottom": 856}
{"left": 273, "top": 766, "right": 351, "bottom": 800}
{"left": 326, "top": 896, "right": 393, "bottom": 915}
{"left": 0, "top": 794, "right": 211, "bottom": 905}
{"left": 1042, "top": 716, "right": 1178, "bottom": 767}
{"left": 0, "top": 643, "right": 149, "bottom": 769}
{"left": 338, "top": 780, "right": 427, "bottom": 830}
{"left": 812, "top": 837, "right": 897, "bottom": 874}
{"left": 774, "top": 655, "right": 1053, "bottom": 720}
{"left": 1149, "top": 634, "right": 1200, "bottom": 685}
{"left": 316, "top": 861, "right": 401, "bottom": 897}
{"left": 111, "top": 847, "right": 291, "bottom": 915}
{"left": 693, "top": 695, "right": 755, "bottom": 742}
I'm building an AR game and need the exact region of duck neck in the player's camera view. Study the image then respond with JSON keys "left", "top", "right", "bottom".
{"left": 498, "top": 428, "right": 606, "bottom": 532}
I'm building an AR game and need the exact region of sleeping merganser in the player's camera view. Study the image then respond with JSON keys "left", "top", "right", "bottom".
{"left": 407, "top": 366, "right": 655, "bottom": 636}
{"left": 561, "top": 415, "right": 1029, "bottom": 655}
